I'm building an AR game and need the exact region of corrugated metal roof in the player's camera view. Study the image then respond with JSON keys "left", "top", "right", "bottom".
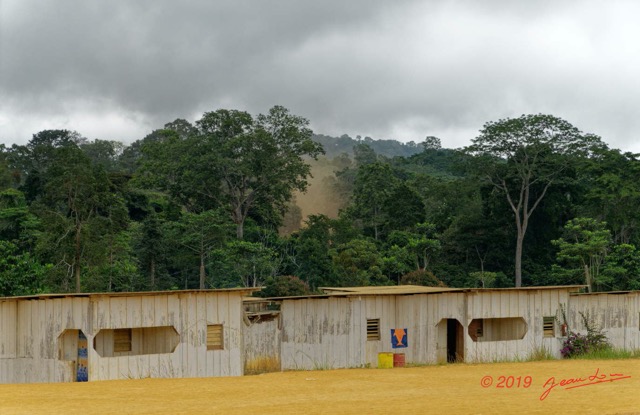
{"left": 465, "top": 285, "right": 587, "bottom": 293}
{"left": 0, "top": 287, "right": 261, "bottom": 302}
{"left": 259, "top": 284, "right": 587, "bottom": 301}
{"left": 570, "top": 289, "right": 639, "bottom": 296}
{"left": 320, "top": 285, "right": 462, "bottom": 295}
{"left": 320, "top": 285, "right": 586, "bottom": 296}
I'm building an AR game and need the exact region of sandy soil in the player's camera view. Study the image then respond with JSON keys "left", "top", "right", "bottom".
{"left": 0, "top": 359, "right": 639, "bottom": 414}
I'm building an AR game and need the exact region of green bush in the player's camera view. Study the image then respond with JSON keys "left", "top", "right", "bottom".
{"left": 258, "top": 275, "right": 311, "bottom": 298}
{"left": 561, "top": 312, "right": 610, "bottom": 358}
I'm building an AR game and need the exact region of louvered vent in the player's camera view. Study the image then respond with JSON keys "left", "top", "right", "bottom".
{"left": 207, "top": 324, "right": 224, "bottom": 350}
{"left": 367, "top": 319, "right": 380, "bottom": 341}
{"left": 114, "top": 328, "right": 132, "bottom": 352}
{"left": 543, "top": 317, "right": 555, "bottom": 338}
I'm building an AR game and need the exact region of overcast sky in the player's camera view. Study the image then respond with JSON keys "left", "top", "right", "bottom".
{"left": 2, "top": 1, "right": 640, "bottom": 151}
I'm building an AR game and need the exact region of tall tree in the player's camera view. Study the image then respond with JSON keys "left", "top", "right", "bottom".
{"left": 0, "top": 145, "right": 14, "bottom": 190}
{"left": 0, "top": 241, "right": 50, "bottom": 296}
{"left": 133, "top": 211, "right": 167, "bottom": 289}
{"left": 136, "top": 129, "right": 211, "bottom": 212}
{"left": 286, "top": 214, "right": 337, "bottom": 289}
{"left": 601, "top": 244, "right": 640, "bottom": 291}
{"left": 166, "top": 210, "right": 230, "bottom": 289}
{"left": 195, "top": 106, "right": 324, "bottom": 238}
{"left": 34, "top": 145, "right": 123, "bottom": 292}
{"left": 382, "top": 182, "right": 425, "bottom": 232}
{"left": 466, "top": 114, "right": 603, "bottom": 286}
{"left": 163, "top": 118, "right": 197, "bottom": 139}
{"left": 80, "top": 139, "right": 125, "bottom": 172}
{"left": 0, "top": 188, "right": 38, "bottom": 246}
{"left": 210, "top": 240, "right": 278, "bottom": 288}
{"left": 581, "top": 148, "right": 640, "bottom": 245}
{"left": 351, "top": 161, "right": 398, "bottom": 240}
{"left": 551, "top": 217, "right": 611, "bottom": 292}
{"left": 9, "top": 129, "right": 83, "bottom": 200}
{"left": 330, "top": 238, "right": 388, "bottom": 286}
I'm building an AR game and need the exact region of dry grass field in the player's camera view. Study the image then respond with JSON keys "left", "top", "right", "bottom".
{"left": 1, "top": 359, "right": 639, "bottom": 414}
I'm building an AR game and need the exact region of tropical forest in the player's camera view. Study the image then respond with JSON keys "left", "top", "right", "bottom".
{"left": 1, "top": 106, "right": 639, "bottom": 297}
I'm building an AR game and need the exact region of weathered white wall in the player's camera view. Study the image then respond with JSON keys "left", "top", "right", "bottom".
{"left": 568, "top": 292, "right": 640, "bottom": 350}
{"left": 7, "top": 286, "right": 640, "bottom": 383}
{"left": 280, "top": 293, "right": 467, "bottom": 369}
{"left": 88, "top": 292, "right": 243, "bottom": 380}
{"left": 0, "top": 358, "right": 75, "bottom": 383}
{"left": 464, "top": 289, "right": 571, "bottom": 362}
{"left": 0, "top": 297, "right": 90, "bottom": 383}
{"left": 397, "top": 292, "right": 466, "bottom": 364}
{"left": 0, "top": 290, "right": 247, "bottom": 384}
{"left": 277, "top": 288, "right": 575, "bottom": 370}
{"left": 280, "top": 297, "right": 357, "bottom": 370}
{"left": 243, "top": 314, "right": 281, "bottom": 373}
{"left": 0, "top": 301, "right": 17, "bottom": 358}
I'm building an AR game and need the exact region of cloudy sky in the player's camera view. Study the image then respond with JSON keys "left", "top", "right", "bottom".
{"left": 1, "top": 1, "right": 640, "bottom": 151}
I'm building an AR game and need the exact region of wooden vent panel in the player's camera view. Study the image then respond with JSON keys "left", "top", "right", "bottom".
{"left": 543, "top": 317, "right": 555, "bottom": 338}
{"left": 114, "top": 328, "right": 132, "bottom": 352}
{"left": 207, "top": 324, "right": 224, "bottom": 350}
{"left": 367, "top": 319, "right": 380, "bottom": 341}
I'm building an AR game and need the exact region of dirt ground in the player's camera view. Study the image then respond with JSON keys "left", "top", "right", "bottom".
{"left": 1, "top": 359, "right": 639, "bottom": 414}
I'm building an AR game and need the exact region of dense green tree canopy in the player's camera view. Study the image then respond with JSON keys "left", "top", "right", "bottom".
{"left": 466, "top": 114, "right": 605, "bottom": 287}
{"left": 552, "top": 217, "right": 612, "bottom": 292}
{"left": 1, "top": 110, "right": 638, "bottom": 296}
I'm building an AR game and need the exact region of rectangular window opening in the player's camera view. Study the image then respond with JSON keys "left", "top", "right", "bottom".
{"left": 543, "top": 317, "right": 555, "bottom": 338}
{"left": 469, "top": 317, "right": 527, "bottom": 342}
{"left": 94, "top": 326, "right": 179, "bottom": 357}
{"left": 367, "top": 318, "right": 380, "bottom": 341}
{"left": 207, "top": 324, "right": 224, "bottom": 350}
{"left": 114, "top": 328, "right": 132, "bottom": 352}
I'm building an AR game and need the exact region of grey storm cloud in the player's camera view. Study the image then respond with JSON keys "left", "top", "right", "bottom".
{"left": 2, "top": 0, "right": 640, "bottom": 151}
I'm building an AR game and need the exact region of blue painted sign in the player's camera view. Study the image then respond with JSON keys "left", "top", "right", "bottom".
{"left": 391, "top": 328, "right": 408, "bottom": 348}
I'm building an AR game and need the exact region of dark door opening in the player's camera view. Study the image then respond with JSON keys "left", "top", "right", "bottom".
{"left": 446, "top": 319, "right": 464, "bottom": 363}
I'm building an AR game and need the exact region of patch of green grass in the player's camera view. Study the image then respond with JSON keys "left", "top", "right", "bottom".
{"left": 526, "top": 346, "right": 556, "bottom": 362}
{"left": 572, "top": 347, "right": 640, "bottom": 360}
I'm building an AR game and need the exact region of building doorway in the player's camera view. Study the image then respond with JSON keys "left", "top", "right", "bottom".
{"left": 58, "top": 329, "right": 89, "bottom": 382}
{"left": 446, "top": 319, "right": 464, "bottom": 363}
{"left": 436, "top": 318, "right": 465, "bottom": 363}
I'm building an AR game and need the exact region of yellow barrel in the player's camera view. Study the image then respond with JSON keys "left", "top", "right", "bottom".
{"left": 378, "top": 352, "right": 394, "bottom": 368}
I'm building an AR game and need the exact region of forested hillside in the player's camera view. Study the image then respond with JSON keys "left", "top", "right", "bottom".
{"left": 2, "top": 108, "right": 640, "bottom": 297}
{"left": 312, "top": 134, "right": 424, "bottom": 158}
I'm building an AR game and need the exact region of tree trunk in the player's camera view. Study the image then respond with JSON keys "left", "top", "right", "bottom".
{"left": 499, "top": 173, "right": 550, "bottom": 288}
{"left": 584, "top": 263, "right": 592, "bottom": 293}
{"left": 233, "top": 203, "right": 245, "bottom": 239}
{"left": 515, "top": 233, "right": 524, "bottom": 288}
{"left": 199, "top": 253, "right": 206, "bottom": 289}
{"left": 236, "top": 221, "right": 244, "bottom": 240}
{"left": 74, "top": 224, "right": 82, "bottom": 292}
{"left": 150, "top": 257, "right": 156, "bottom": 289}
{"left": 476, "top": 246, "right": 486, "bottom": 288}
{"left": 74, "top": 264, "right": 81, "bottom": 293}
{"left": 108, "top": 242, "right": 113, "bottom": 292}
{"left": 252, "top": 264, "right": 256, "bottom": 287}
